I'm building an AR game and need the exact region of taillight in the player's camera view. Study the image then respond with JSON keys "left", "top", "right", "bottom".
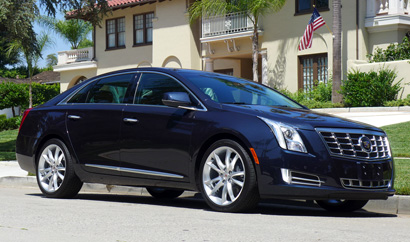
{"left": 19, "top": 108, "right": 33, "bottom": 132}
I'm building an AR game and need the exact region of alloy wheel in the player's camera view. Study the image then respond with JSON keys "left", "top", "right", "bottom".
{"left": 202, "top": 146, "right": 246, "bottom": 206}
{"left": 38, "top": 144, "right": 66, "bottom": 193}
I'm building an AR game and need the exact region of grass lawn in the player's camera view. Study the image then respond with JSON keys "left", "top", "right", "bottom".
{"left": 382, "top": 121, "right": 410, "bottom": 157}
{"left": 394, "top": 159, "right": 410, "bottom": 195}
{"left": 0, "top": 129, "right": 18, "bottom": 161}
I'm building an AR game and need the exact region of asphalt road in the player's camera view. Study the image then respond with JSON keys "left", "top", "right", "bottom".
{"left": 1, "top": 186, "right": 410, "bottom": 242}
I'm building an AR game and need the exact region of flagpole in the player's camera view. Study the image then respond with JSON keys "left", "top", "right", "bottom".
{"left": 313, "top": 5, "right": 333, "bottom": 35}
{"left": 325, "top": 22, "right": 333, "bottom": 36}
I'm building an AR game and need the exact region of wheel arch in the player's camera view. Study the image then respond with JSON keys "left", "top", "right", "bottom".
{"left": 34, "top": 134, "right": 72, "bottom": 166}
{"left": 193, "top": 132, "right": 258, "bottom": 190}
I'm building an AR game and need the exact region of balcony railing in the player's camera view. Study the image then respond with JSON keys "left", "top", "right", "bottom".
{"left": 57, "top": 47, "right": 93, "bottom": 65}
{"left": 367, "top": 0, "right": 410, "bottom": 17}
{"left": 202, "top": 12, "right": 254, "bottom": 38}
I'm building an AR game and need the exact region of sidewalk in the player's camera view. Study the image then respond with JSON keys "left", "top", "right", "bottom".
{"left": 313, "top": 106, "right": 410, "bottom": 127}
{"left": 1, "top": 107, "right": 410, "bottom": 214}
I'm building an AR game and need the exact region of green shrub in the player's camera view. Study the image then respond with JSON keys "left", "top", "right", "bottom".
{"left": 0, "top": 116, "right": 20, "bottom": 131}
{"left": 31, "top": 83, "right": 60, "bottom": 108}
{"left": 0, "top": 82, "right": 28, "bottom": 116}
{"left": 367, "top": 37, "right": 410, "bottom": 62}
{"left": 279, "top": 80, "right": 337, "bottom": 109}
{"left": 340, "top": 68, "right": 402, "bottom": 107}
{"left": 384, "top": 94, "right": 410, "bottom": 106}
{"left": 0, "top": 66, "right": 53, "bottom": 79}
{"left": 0, "top": 114, "right": 6, "bottom": 121}
{"left": 0, "top": 82, "right": 60, "bottom": 115}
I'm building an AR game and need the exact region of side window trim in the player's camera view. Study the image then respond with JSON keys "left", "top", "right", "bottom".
{"left": 132, "top": 71, "right": 207, "bottom": 111}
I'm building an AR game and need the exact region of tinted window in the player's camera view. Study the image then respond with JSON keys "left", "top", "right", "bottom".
{"left": 68, "top": 74, "right": 135, "bottom": 104}
{"left": 134, "top": 73, "right": 188, "bottom": 105}
{"left": 180, "top": 72, "right": 303, "bottom": 108}
{"left": 296, "top": 0, "right": 328, "bottom": 14}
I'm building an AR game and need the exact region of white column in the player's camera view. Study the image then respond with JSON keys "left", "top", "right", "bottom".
{"left": 367, "top": 0, "right": 377, "bottom": 17}
{"left": 204, "top": 58, "right": 214, "bottom": 72}
{"left": 260, "top": 50, "right": 268, "bottom": 86}
{"left": 57, "top": 51, "right": 68, "bottom": 65}
{"left": 389, "top": 0, "right": 405, "bottom": 14}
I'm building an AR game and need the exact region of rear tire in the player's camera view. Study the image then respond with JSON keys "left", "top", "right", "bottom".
{"left": 316, "top": 199, "right": 369, "bottom": 212}
{"left": 199, "top": 139, "right": 259, "bottom": 212}
{"left": 36, "top": 138, "right": 83, "bottom": 198}
{"left": 146, "top": 188, "right": 184, "bottom": 199}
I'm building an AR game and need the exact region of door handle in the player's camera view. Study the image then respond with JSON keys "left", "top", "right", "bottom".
{"left": 123, "top": 118, "right": 139, "bottom": 123}
{"left": 68, "top": 115, "right": 81, "bottom": 120}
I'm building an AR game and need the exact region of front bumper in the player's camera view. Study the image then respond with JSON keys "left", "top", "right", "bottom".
{"left": 257, "top": 148, "right": 395, "bottom": 200}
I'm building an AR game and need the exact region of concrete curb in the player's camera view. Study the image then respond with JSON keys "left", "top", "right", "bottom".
{"left": 1, "top": 175, "right": 409, "bottom": 215}
{"left": 312, "top": 106, "right": 410, "bottom": 113}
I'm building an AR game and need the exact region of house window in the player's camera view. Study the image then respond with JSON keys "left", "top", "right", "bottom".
{"left": 106, "top": 17, "right": 126, "bottom": 49}
{"left": 134, "top": 12, "right": 154, "bottom": 46}
{"left": 295, "top": 0, "right": 329, "bottom": 14}
{"left": 298, "top": 53, "right": 328, "bottom": 93}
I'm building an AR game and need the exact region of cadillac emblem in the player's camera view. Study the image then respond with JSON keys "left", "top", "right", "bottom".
{"left": 359, "top": 136, "right": 372, "bottom": 153}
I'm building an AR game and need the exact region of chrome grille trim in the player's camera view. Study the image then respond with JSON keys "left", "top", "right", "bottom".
{"left": 341, "top": 178, "right": 390, "bottom": 190}
{"left": 316, "top": 128, "right": 391, "bottom": 161}
{"left": 281, "top": 169, "right": 324, "bottom": 187}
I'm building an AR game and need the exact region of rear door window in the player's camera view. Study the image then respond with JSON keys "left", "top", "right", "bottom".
{"left": 68, "top": 74, "right": 135, "bottom": 104}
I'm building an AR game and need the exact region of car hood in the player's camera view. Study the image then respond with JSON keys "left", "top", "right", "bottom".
{"left": 221, "top": 104, "right": 382, "bottom": 132}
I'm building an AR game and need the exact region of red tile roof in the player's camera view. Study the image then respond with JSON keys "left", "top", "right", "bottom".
{"left": 67, "top": 0, "right": 155, "bottom": 17}
{"left": 107, "top": 0, "right": 153, "bottom": 8}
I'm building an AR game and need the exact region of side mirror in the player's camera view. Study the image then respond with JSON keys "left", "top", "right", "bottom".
{"left": 162, "top": 92, "right": 192, "bottom": 108}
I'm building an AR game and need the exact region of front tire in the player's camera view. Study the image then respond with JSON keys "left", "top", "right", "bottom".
{"left": 36, "top": 138, "right": 83, "bottom": 198}
{"left": 199, "top": 139, "right": 259, "bottom": 212}
{"left": 316, "top": 199, "right": 369, "bottom": 212}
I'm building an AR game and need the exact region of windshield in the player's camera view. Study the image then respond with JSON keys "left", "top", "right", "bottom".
{"left": 180, "top": 72, "right": 303, "bottom": 108}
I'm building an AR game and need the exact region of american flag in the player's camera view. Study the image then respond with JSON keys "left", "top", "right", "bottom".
{"left": 298, "top": 8, "right": 326, "bottom": 51}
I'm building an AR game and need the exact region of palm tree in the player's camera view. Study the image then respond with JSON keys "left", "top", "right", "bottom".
{"left": 189, "top": 0, "right": 286, "bottom": 83}
{"left": 7, "top": 33, "right": 53, "bottom": 108}
{"left": 46, "top": 53, "right": 58, "bottom": 67}
{"left": 40, "top": 17, "right": 93, "bottom": 49}
{"left": 332, "top": 0, "right": 342, "bottom": 103}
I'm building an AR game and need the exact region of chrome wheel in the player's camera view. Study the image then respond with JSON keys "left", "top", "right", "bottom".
{"left": 38, "top": 144, "right": 66, "bottom": 193}
{"left": 202, "top": 146, "right": 246, "bottom": 206}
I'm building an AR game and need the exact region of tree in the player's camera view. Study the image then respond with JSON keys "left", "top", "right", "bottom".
{"left": 7, "top": 33, "right": 53, "bottom": 108}
{"left": 0, "top": 82, "right": 28, "bottom": 117}
{"left": 40, "top": 0, "right": 110, "bottom": 27}
{"left": 0, "top": 0, "right": 39, "bottom": 58}
{"left": 46, "top": 53, "right": 58, "bottom": 67}
{"left": 332, "top": 0, "right": 342, "bottom": 103}
{"left": 0, "top": 33, "right": 20, "bottom": 68}
{"left": 40, "top": 17, "right": 93, "bottom": 49}
{"left": 189, "top": 0, "right": 286, "bottom": 83}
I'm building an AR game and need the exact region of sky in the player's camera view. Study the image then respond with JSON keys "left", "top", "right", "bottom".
{"left": 33, "top": 6, "right": 71, "bottom": 68}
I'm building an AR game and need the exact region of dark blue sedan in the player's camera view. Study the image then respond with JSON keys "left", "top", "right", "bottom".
{"left": 16, "top": 68, "right": 395, "bottom": 212}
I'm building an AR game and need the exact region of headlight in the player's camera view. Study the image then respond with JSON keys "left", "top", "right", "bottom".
{"left": 258, "top": 117, "right": 307, "bottom": 153}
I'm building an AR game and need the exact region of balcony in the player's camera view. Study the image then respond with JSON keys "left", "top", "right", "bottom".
{"left": 54, "top": 47, "right": 97, "bottom": 72}
{"left": 201, "top": 11, "right": 258, "bottom": 42}
{"left": 365, "top": 0, "right": 410, "bottom": 32}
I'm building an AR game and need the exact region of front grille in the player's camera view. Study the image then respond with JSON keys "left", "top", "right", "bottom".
{"left": 341, "top": 178, "right": 390, "bottom": 190}
{"left": 316, "top": 128, "right": 390, "bottom": 161}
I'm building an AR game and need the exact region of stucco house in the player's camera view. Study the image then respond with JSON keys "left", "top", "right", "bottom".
{"left": 54, "top": 0, "right": 410, "bottom": 98}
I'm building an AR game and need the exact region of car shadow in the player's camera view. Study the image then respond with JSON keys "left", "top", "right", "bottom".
{"left": 28, "top": 191, "right": 397, "bottom": 218}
